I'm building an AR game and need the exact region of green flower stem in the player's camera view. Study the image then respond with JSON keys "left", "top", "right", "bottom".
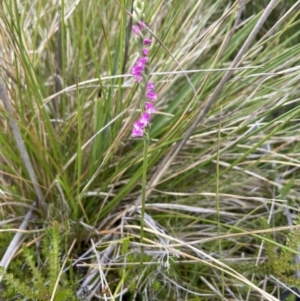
{"left": 140, "top": 132, "right": 149, "bottom": 271}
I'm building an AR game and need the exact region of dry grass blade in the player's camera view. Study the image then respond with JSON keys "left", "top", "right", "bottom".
{"left": 0, "top": 201, "right": 36, "bottom": 281}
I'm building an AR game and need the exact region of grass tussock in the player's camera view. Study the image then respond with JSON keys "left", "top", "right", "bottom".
{"left": 1, "top": 0, "right": 300, "bottom": 300}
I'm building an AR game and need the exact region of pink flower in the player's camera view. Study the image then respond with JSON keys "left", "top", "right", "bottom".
{"left": 132, "top": 25, "right": 141, "bottom": 36}
{"left": 137, "top": 21, "right": 146, "bottom": 30}
{"left": 138, "top": 57, "right": 149, "bottom": 65}
{"left": 131, "top": 112, "right": 151, "bottom": 138}
{"left": 143, "top": 39, "right": 152, "bottom": 45}
{"left": 132, "top": 65, "right": 143, "bottom": 82}
{"left": 132, "top": 57, "right": 149, "bottom": 82}
{"left": 146, "top": 91, "right": 157, "bottom": 101}
{"left": 143, "top": 48, "right": 149, "bottom": 56}
{"left": 146, "top": 82, "right": 157, "bottom": 100}
{"left": 145, "top": 102, "right": 156, "bottom": 113}
{"left": 132, "top": 124, "right": 144, "bottom": 137}
{"left": 138, "top": 112, "right": 151, "bottom": 128}
{"left": 147, "top": 82, "right": 155, "bottom": 91}
{"left": 132, "top": 65, "right": 144, "bottom": 74}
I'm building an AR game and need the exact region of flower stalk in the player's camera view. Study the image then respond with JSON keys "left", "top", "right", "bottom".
{"left": 130, "top": 0, "right": 159, "bottom": 275}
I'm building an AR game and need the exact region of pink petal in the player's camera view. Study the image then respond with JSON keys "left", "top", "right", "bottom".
{"left": 138, "top": 21, "right": 146, "bottom": 30}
